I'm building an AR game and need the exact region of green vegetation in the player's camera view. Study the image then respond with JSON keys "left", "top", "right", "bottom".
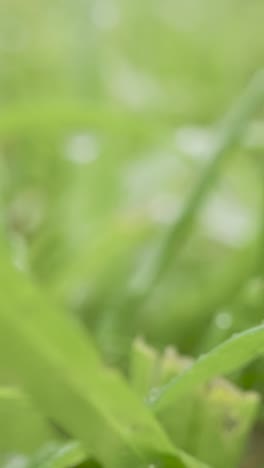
{"left": 0, "top": 1, "right": 264, "bottom": 467}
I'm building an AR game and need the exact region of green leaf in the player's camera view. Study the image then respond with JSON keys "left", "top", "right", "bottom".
{"left": 0, "top": 387, "right": 58, "bottom": 458}
{"left": 141, "top": 69, "right": 264, "bottom": 290}
{"left": 130, "top": 337, "right": 159, "bottom": 397}
{"left": 150, "top": 324, "right": 264, "bottom": 412}
{"left": 1, "top": 441, "right": 96, "bottom": 468}
{"left": 27, "top": 441, "right": 87, "bottom": 468}
{"left": 189, "top": 381, "right": 260, "bottom": 468}
{"left": 0, "top": 250, "right": 207, "bottom": 468}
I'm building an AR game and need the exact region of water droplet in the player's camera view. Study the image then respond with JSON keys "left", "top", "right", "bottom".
{"left": 65, "top": 133, "right": 100, "bottom": 164}
{"left": 215, "top": 311, "right": 233, "bottom": 330}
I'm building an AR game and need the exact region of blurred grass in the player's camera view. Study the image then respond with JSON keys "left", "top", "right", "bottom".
{"left": 1, "top": 0, "right": 264, "bottom": 466}
{"left": 0, "top": 0, "right": 264, "bottom": 366}
{"left": 1, "top": 0, "right": 264, "bottom": 386}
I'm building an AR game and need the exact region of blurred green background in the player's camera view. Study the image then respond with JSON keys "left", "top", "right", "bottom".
{"left": 1, "top": 1, "right": 264, "bottom": 467}
{"left": 1, "top": 0, "right": 264, "bottom": 381}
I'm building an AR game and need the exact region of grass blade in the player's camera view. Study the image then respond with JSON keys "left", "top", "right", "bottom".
{"left": 0, "top": 387, "right": 58, "bottom": 457}
{"left": 149, "top": 324, "right": 264, "bottom": 411}
{"left": 0, "top": 249, "right": 207, "bottom": 468}
{"left": 149, "top": 70, "right": 264, "bottom": 287}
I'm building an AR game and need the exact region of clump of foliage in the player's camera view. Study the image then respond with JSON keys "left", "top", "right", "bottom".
{"left": 0, "top": 1, "right": 264, "bottom": 467}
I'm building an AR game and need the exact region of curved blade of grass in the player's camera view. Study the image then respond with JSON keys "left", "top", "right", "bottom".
{"left": 149, "top": 324, "right": 264, "bottom": 412}
{"left": 149, "top": 69, "right": 264, "bottom": 287}
{"left": 147, "top": 233, "right": 264, "bottom": 349}
{"left": 109, "top": 70, "right": 263, "bottom": 310}
{"left": 99, "top": 71, "right": 264, "bottom": 364}
{"left": 0, "top": 249, "right": 207, "bottom": 468}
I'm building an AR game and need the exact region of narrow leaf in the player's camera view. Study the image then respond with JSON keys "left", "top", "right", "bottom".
{"left": 149, "top": 324, "right": 264, "bottom": 411}
{"left": 0, "top": 250, "right": 207, "bottom": 468}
